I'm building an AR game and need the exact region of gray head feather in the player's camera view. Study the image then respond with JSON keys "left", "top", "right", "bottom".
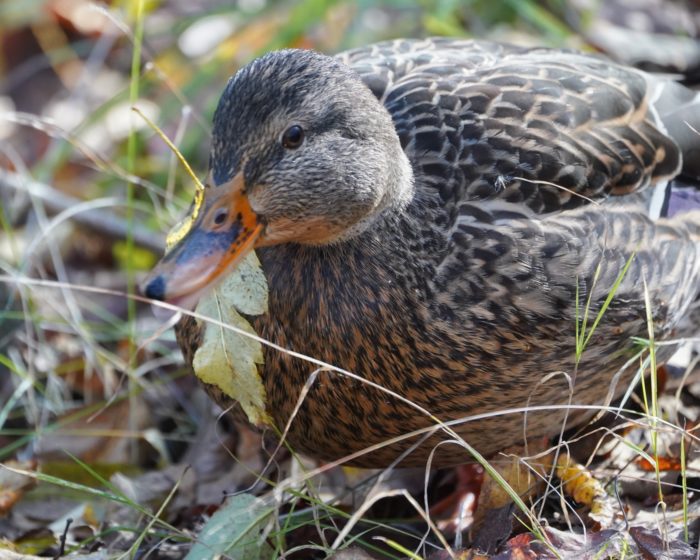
{"left": 210, "top": 49, "right": 414, "bottom": 245}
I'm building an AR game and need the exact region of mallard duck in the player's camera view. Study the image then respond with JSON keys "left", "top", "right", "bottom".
{"left": 143, "top": 38, "right": 700, "bottom": 467}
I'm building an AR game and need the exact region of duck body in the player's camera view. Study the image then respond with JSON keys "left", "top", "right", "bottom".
{"left": 247, "top": 198, "right": 698, "bottom": 467}
{"left": 158, "top": 38, "right": 700, "bottom": 467}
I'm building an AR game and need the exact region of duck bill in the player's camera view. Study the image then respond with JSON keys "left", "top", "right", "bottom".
{"left": 141, "top": 174, "right": 263, "bottom": 310}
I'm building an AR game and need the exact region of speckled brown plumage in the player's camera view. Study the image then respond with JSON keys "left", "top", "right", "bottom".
{"left": 152, "top": 38, "right": 700, "bottom": 467}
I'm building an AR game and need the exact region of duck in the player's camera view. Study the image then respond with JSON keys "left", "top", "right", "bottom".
{"left": 142, "top": 37, "right": 700, "bottom": 468}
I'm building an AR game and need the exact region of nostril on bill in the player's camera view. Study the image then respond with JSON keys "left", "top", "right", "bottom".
{"left": 143, "top": 275, "right": 166, "bottom": 301}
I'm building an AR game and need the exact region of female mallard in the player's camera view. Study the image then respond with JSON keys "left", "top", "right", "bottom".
{"left": 143, "top": 38, "right": 700, "bottom": 467}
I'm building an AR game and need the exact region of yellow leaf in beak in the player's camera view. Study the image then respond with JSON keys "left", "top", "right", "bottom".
{"left": 165, "top": 187, "right": 205, "bottom": 252}
{"left": 191, "top": 251, "right": 272, "bottom": 427}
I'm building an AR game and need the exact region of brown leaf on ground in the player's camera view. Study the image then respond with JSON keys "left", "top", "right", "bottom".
{"left": 629, "top": 526, "right": 698, "bottom": 560}
{"left": 472, "top": 503, "right": 514, "bottom": 555}
{"left": 490, "top": 532, "right": 556, "bottom": 560}
{"left": 485, "top": 527, "right": 624, "bottom": 559}
{"left": 0, "top": 460, "right": 37, "bottom": 516}
{"left": 544, "top": 527, "right": 623, "bottom": 557}
{"left": 636, "top": 456, "right": 683, "bottom": 472}
{"left": 178, "top": 407, "right": 267, "bottom": 504}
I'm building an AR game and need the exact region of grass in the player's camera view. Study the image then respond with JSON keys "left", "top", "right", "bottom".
{"left": 1, "top": 1, "right": 699, "bottom": 558}
{"left": 126, "top": 0, "right": 145, "bottom": 332}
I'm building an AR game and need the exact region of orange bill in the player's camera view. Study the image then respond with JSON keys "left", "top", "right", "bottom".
{"left": 141, "top": 172, "right": 263, "bottom": 309}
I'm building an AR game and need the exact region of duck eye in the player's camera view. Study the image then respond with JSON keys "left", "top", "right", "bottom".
{"left": 282, "top": 125, "right": 304, "bottom": 149}
{"left": 213, "top": 208, "right": 228, "bottom": 226}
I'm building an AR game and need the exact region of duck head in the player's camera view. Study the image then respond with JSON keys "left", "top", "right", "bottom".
{"left": 141, "top": 49, "right": 413, "bottom": 308}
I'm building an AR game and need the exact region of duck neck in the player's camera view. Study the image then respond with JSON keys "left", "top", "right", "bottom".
{"left": 341, "top": 141, "right": 416, "bottom": 242}
{"left": 380, "top": 143, "right": 415, "bottom": 213}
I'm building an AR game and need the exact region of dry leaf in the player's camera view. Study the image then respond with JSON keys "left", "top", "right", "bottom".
{"left": 192, "top": 251, "right": 271, "bottom": 427}
{"left": 0, "top": 460, "right": 37, "bottom": 516}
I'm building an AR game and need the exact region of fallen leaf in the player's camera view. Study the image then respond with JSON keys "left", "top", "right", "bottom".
{"left": 629, "top": 526, "right": 697, "bottom": 560}
{"left": 636, "top": 456, "right": 682, "bottom": 472}
{"left": 109, "top": 463, "right": 196, "bottom": 519}
{"left": 0, "top": 460, "right": 37, "bottom": 516}
{"left": 487, "top": 527, "right": 623, "bottom": 559}
{"left": 11, "top": 528, "right": 56, "bottom": 556}
{"left": 185, "top": 493, "right": 274, "bottom": 560}
{"left": 472, "top": 503, "right": 514, "bottom": 555}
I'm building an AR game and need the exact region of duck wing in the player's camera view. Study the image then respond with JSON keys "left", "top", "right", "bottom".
{"left": 338, "top": 38, "right": 700, "bottom": 219}
{"left": 340, "top": 38, "right": 700, "bottom": 340}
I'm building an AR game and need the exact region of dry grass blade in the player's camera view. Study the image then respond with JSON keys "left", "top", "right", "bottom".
{"left": 0, "top": 170, "right": 164, "bottom": 252}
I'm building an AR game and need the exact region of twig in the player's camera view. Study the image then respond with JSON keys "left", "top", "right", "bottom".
{"left": 0, "top": 169, "right": 165, "bottom": 253}
{"left": 54, "top": 517, "right": 72, "bottom": 559}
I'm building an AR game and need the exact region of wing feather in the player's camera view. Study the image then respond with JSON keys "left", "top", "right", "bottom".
{"left": 337, "top": 38, "right": 683, "bottom": 216}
